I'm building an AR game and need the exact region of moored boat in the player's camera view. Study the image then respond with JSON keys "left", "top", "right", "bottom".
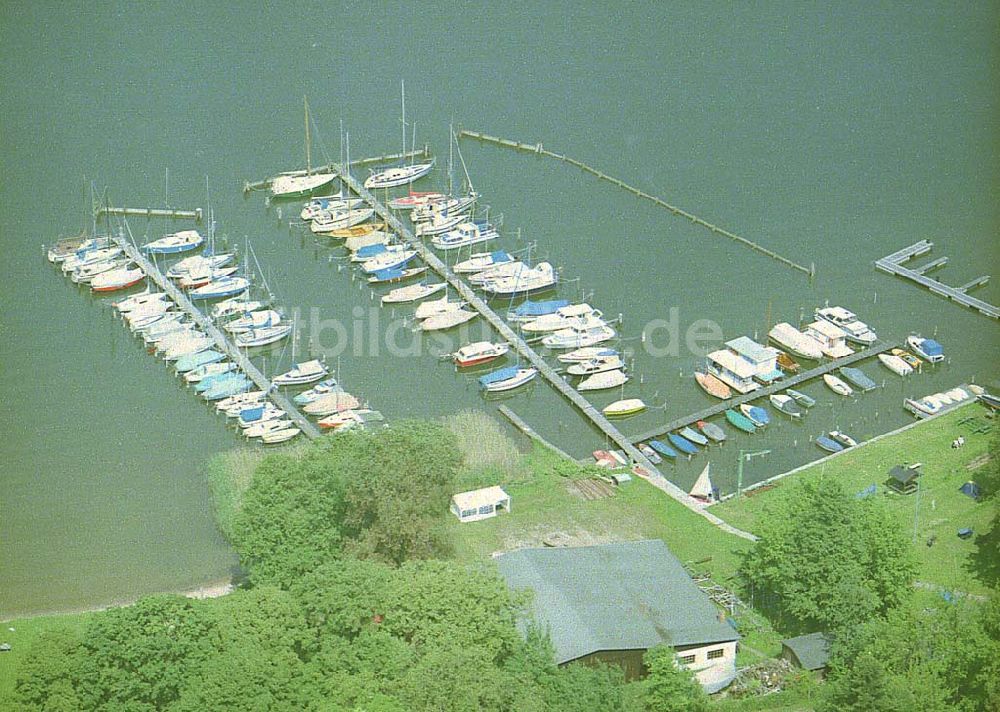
{"left": 420, "top": 308, "right": 477, "bottom": 331}
{"left": 891, "top": 348, "right": 922, "bottom": 370}
{"left": 414, "top": 295, "right": 465, "bottom": 320}
{"left": 679, "top": 426, "right": 709, "bottom": 446}
{"left": 189, "top": 276, "right": 250, "bottom": 300}
{"left": 261, "top": 427, "right": 301, "bottom": 444}
{"left": 452, "top": 341, "right": 509, "bottom": 368}
{"left": 739, "top": 403, "right": 770, "bottom": 427}
{"left": 166, "top": 252, "right": 234, "bottom": 279}
{"left": 823, "top": 374, "right": 854, "bottom": 395}
{"left": 521, "top": 303, "right": 602, "bottom": 333}
{"left": 364, "top": 159, "right": 436, "bottom": 190}
{"left": 602, "top": 398, "right": 646, "bottom": 417}
{"left": 175, "top": 349, "right": 226, "bottom": 374}
{"left": 877, "top": 353, "right": 913, "bottom": 376}
{"left": 769, "top": 394, "right": 804, "bottom": 419}
{"left": 481, "top": 262, "right": 558, "bottom": 296}
{"left": 299, "top": 195, "right": 363, "bottom": 221}
{"left": 639, "top": 443, "right": 662, "bottom": 464}
{"left": 479, "top": 366, "right": 538, "bottom": 392}
{"left": 557, "top": 347, "right": 618, "bottom": 363}
{"left": 776, "top": 350, "right": 800, "bottom": 373}
{"left": 303, "top": 392, "right": 360, "bottom": 416}
{"left": 311, "top": 208, "right": 377, "bottom": 234}
{"left": 203, "top": 375, "right": 253, "bottom": 401}
{"left": 668, "top": 432, "right": 699, "bottom": 456}
{"left": 689, "top": 464, "right": 716, "bottom": 502}
{"left": 725, "top": 408, "right": 757, "bottom": 433}
{"left": 768, "top": 322, "right": 823, "bottom": 360}
{"left": 829, "top": 431, "right": 858, "bottom": 448}
{"left": 816, "top": 435, "right": 844, "bottom": 453}
{"left": 541, "top": 320, "right": 616, "bottom": 349}
{"left": 430, "top": 220, "right": 499, "bottom": 251}
{"left": 565, "top": 355, "right": 624, "bottom": 376}
{"left": 387, "top": 190, "right": 446, "bottom": 210}
{"left": 785, "top": 388, "right": 816, "bottom": 408}
{"left": 695, "top": 371, "right": 732, "bottom": 400}
{"left": 224, "top": 310, "right": 281, "bottom": 334}
{"left": 235, "top": 324, "right": 293, "bottom": 348}
{"left": 814, "top": 306, "right": 877, "bottom": 346}
{"left": 272, "top": 359, "right": 328, "bottom": 386}
{"left": 907, "top": 335, "right": 944, "bottom": 363}
{"left": 577, "top": 369, "right": 628, "bottom": 391}
{"left": 839, "top": 366, "right": 878, "bottom": 392}
{"left": 184, "top": 361, "right": 234, "bottom": 384}
{"left": 455, "top": 250, "right": 515, "bottom": 275}
{"left": 361, "top": 249, "right": 417, "bottom": 274}
{"left": 293, "top": 377, "right": 341, "bottom": 405}
{"left": 367, "top": 266, "right": 428, "bottom": 284}
{"left": 244, "top": 419, "right": 293, "bottom": 439}
{"left": 648, "top": 440, "right": 677, "bottom": 459}
{"left": 697, "top": 420, "right": 727, "bottom": 443}
{"left": 142, "top": 230, "right": 204, "bottom": 255}
{"left": 380, "top": 282, "right": 447, "bottom": 304}
{"left": 506, "top": 297, "right": 571, "bottom": 322}
{"left": 91, "top": 266, "right": 145, "bottom": 292}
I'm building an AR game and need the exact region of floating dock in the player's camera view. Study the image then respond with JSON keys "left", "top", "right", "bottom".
{"left": 111, "top": 229, "right": 321, "bottom": 440}
{"left": 96, "top": 206, "right": 203, "bottom": 222}
{"left": 458, "top": 129, "right": 815, "bottom": 278}
{"left": 632, "top": 340, "right": 900, "bottom": 445}
{"left": 875, "top": 240, "right": 998, "bottom": 319}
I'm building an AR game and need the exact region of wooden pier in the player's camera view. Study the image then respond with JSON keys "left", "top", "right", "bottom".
{"left": 632, "top": 340, "right": 900, "bottom": 445}
{"left": 458, "top": 129, "right": 815, "bottom": 278}
{"left": 111, "top": 229, "right": 321, "bottom": 440}
{"left": 96, "top": 206, "right": 203, "bottom": 222}
{"left": 242, "top": 146, "right": 432, "bottom": 194}
{"left": 875, "top": 240, "right": 998, "bottom": 319}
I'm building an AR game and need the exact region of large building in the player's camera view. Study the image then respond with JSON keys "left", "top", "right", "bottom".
{"left": 496, "top": 539, "right": 739, "bottom": 692}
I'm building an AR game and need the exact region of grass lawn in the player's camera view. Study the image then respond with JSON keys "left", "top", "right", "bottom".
{"left": 0, "top": 611, "right": 91, "bottom": 705}
{"left": 712, "top": 403, "right": 997, "bottom": 597}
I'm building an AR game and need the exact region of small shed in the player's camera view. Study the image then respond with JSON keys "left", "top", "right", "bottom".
{"left": 781, "top": 633, "right": 832, "bottom": 673}
{"left": 450, "top": 486, "right": 511, "bottom": 523}
{"left": 886, "top": 464, "right": 922, "bottom": 494}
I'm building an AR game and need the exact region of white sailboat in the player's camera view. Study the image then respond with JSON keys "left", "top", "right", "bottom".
{"left": 689, "top": 464, "right": 715, "bottom": 502}
{"left": 421, "top": 309, "right": 477, "bottom": 331}
{"left": 270, "top": 97, "right": 337, "bottom": 198}
{"left": 522, "top": 303, "right": 602, "bottom": 333}
{"left": 380, "top": 282, "right": 446, "bottom": 304}
{"left": 364, "top": 81, "right": 435, "bottom": 189}
{"left": 577, "top": 369, "right": 628, "bottom": 391}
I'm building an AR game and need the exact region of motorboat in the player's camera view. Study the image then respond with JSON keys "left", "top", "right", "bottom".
{"left": 349, "top": 243, "right": 407, "bottom": 263}
{"left": 455, "top": 250, "right": 515, "bottom": 275}
{"left": 907, "top": 335, "right": 944, "bottom": 363}
{"left": 541, "top": 320, "right": 616, "bottom": 349}
{"left": 565, "top": 355, "right": 623, "bottom": 376}
{"left": 823, "top": 374, "right": 854, "bottom": 395}
{"left": 521, "top": 303, "right": 602, "bottom": 333}
{"left": 452, "top": 341, "right": 510, "bottom": 367}
{"left": 481, "top": 262, "right": 557, "bottom": 296}
{"left": 430, "top": 221, "right": 499, "bottom": 251}
{"left": 577, "top": 369, "right": 628, "bottom": 391}
{"left": 814, "top": 306, "right": 877, "bottom": 346}
{"left": 768, "top": 322, "right": 823, "bottom": 360}
{"left": 769, "top": 394, "right": 804, "bottom": 419}
{"left": 877, "top": 353, "right": 913, "bottom": 376}
{"left": 557, "top": 347, "right": 618, "bottom": 363}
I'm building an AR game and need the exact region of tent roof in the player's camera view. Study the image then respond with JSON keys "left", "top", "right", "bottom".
{"left": 782, "top": 632, "right": 832, "bottom": 670}
{"left": 496, "top": 540, "right": 738, "bottom": 664}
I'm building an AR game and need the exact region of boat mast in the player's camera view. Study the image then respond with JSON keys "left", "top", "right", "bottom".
{"left": 448, "top": 122, "right": 454, "bottom": 196}
{"left": 400, "top": 80, "right": 406, "bottom": 162}
{"left": 304, "top": 95, "right": 312, "bottom": 176}
{"left": 454, "top": 127, "right": 474, "bottom": 194}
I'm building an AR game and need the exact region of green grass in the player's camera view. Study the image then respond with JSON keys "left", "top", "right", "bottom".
{"left": 0, "top": 611, "right": 92, "bottom": 705}
{"left": 713, "top": 403, "right": 996, "bottom": 597}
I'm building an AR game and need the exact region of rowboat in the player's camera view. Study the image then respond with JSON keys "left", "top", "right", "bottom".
{"left": 689, "top": 464, "right": 716, "bottom": 502}
{"left": 293, "top": 377, "right": 341, "bottom": 405}
{"left": 541, "top": 320, "right": 616, "bottom": 349}
{"left": 522, "top": 303, "right": 602, "bottom": 333}
{"left": 679, "top": 426, "right": 709, "bottom": 446}
{"left": 768, "top": 322, "right": 823, "bottom": 360}
{"left": 367, "top": 267, "right": 428, "bottom": 284}
{"left": 361, "top": 249, "right": 417, "bottom": 274}
{"left": 303, "top": 392, "right": 360, "bottom": 416}
{"left": 725, "top": 408, "right": 757, "bottom": 433}
{"left": 839, "top": 367, "right": 878, "bottom": 392}
{"left": 479, "top": 366, "right": 538, "bottom": 392}
{"left": 890, "top": 348, "right": 922, "bottom": 370}
{"left": 387, "top": 191, "right": 446, "bottom": 210}
{"left": 272, "top": 359, "right": 328, "bottom": 386}
{"left": 877, "top": 353, "right": 913, "bottom": 376}
{"left": 602, "top": 398, "right": 646, "bottom": 417}
{"left": 380, "top": 282, "right": 447, "bottom": 304}
{"left": 829, "top": 431, "right": 858, "bottom": 448}
{"left": 639, "top": 443, "right": 662, "bottom": 464}
{"left": 184, "top": 361, "right": 234, "bottom": 384}
{"left": 739, "top": 404, "right": 770, "bottom": 427}
{"left": 565, "top": 355, "right": 624, "bottom": 375}
{"left": 814, "top": 306, "right": 877, "bottom": 345}
{"left": 577, "top": 369, "right": 628, "bottom": 391}
{"left": 421, "top": 309, "right": 478, "bottom": 331}
{"left": 188, "top": 276, "right": 250, "bottom": 300}
{"left": 697, "top": 420, "right": 727, "bottom": 443}
{"left": 785, "top": 388, "right": 816, "bottom": 408}
{"left": 452, "top": 341, "right": 509, "bottom": 367}
{"left": 695, "top": 371, "right": 732, "bottom": 400}
{"left": 235, "top": 324, "right": 293, "bottom": 348}
{"left": 668, "top": 432, "right": 699, "bottom": 455}
{"left": 261, "top": 427, "right": 301, "bottom": 444}
{"left": 557, "top": 347, "right": 618, "bottom": 363}
{"left": 455, "top": 250, "right": 515, "bottom": 275}
{"left": 142, "top": 230, "right": 203, "bottom": 255}
{"left": 906, "top": 335, "right": 944, "bottom": 363}
{"left": 300, "top": 196, "right": 363, "bottom": 221}
{"left": 175, "top": 349, "right": 226, "bottom": 374}
{"left": 430, "top": 221, "right": 499, "bottom": 251}
{"left": 816, "top": 435, "right": 844, "bottom": 453}
{"left": 769, "top": 394, "right": 804, "bottom": 419}
{"left": 364, "top": 158, "right": 436, "bottom": 190}
{"left": 649, "top": 440, "right": 677, "bottom": 459}
{"left": 323, "top": 221, "right": 389, "bottom": 239}
{"left": 481, "top": 262, "right": 558, "bottom": 296}
{"left": 91, "top": 266, "right": 145, "bottom": 292}
{"left": 776, "top": 351, "right": 800, "bottom": 373}
{"left": 225, "top": 310, "right": 281, "bottom": 334}
{"left": 414, "top": 296, "right": 465, "bottom": 320}
{"left": 823, "top": 374, "right": 854, "bottom": 395}
{"left": 311, "top": 209, "right": 377, "bottom": 234}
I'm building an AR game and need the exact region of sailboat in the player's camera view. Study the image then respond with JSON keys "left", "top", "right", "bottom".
{"left": 271, "top": 321, "right": 328, "bottom": 386}
{"left": 689, "top": 464, "right": 716, "bottom": 502}
{"left": 479, "top": 366, "right": 538, "bottom": 392}
{"left": 455, "top": 250, "right": 516, "bottom": 275}
{"left": 269, "top": 97, "right": 337, "bottom": 198}
{"left": 364, "top": 81, "right": 435, "bottom": 189}
{"left": 380, "top": 282, "right": 446, "bottom": 304}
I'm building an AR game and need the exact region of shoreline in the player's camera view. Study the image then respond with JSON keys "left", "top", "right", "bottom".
{"left": 0, "top": 578, "right": 235, "bottom": 623}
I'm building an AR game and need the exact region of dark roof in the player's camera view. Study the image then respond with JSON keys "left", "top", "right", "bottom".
{"left": 888, "top": 465, "right": 921, "bottom": 484}
{"left": 782, "top": 632, "right": 832, "bottom": 670}
{"left": 496, "top": 540, "right": 739, "bottom": 664}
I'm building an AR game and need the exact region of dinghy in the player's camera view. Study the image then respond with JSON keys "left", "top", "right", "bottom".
{"left": 769, "top": 394, "right": 804, "bottom": 419}
{"left": 697, "top": 420, "right": 727, "bottom": 443}
{"left": 877, "top": 353, "right": 913, "bottom": 376}
{"left": 739, "top": 404, "right": 770, "bottom": 427}
{"left": 452, "top": 342, "right": 510, "bottom": 368}
{"left": 907, "top": 335, "right": 944, "bottom": 363}
{"left": 380, "top": 282, "right": 447, "bottom": 304}
{"left": 649, "top": 440, "right": 678, "bottom": 459}
{"left": 679, "top": 426, "right": 709, "bottom": 446}
{"left": 272, "top": 359, "right": 328, "bottom": 386}
{"left": 668, "top": 432, "right": 699, "bottom": 456}
{"left": 479, "top": 366, "right": 538, "bottom": 392}
{"left": 839, "top": 367, "right": 878, "bottom": 392}
{"left": 695, "top": 371, "right": 732, "bottom": 400}
{"left": 725, "top": 408, "right": 757, "bottom": 433}
{"left": 689, "top": 464, "right": 716, "bottom": 502}
{"left": 602, "top": 399, "right": 646, "bottom": 417}
{"left": 577, "top": 369, "right": 628, "bottom": 391}
{"left": 816, "top": 435, "right": 844, "bottom": 453}
{"left": 823, "top": 374, "right": 854, "bottom": 395}
{"left": 420, "top": 309, "right": 477, "bottom": 331}
{"left": 455, "top": 250, "right": 515, "bottom": 275}
{"left": 785, "top": 388, "right": 816, "bottom": 408}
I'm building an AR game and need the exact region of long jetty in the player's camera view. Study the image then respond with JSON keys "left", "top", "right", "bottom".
{"left": 875, "top": 240, "right": 998, "bottom": 319}
{"left": 112, "top": 228, "right": 321, "bottom": 440}
{"left": 458, "top": 129, "right": 814, "bottom": 278}
{"left": 243, "top": 146, "right": 432, "bottom": 194}
{"left": 315, "top": 161, "right": 756, "bottom": 541}
{"left": 97, "top": 206, "right": 203, "bottom": 222}
{"left": 632, "top": 340, "right": 899, "bottom": 444}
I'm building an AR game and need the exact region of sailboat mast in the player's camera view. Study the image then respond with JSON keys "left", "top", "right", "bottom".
{"left": 304, "top": 95, "right": 312, "bottom": 175}
{"left": 400, "top": 79, "right": 406, "bottom": 158}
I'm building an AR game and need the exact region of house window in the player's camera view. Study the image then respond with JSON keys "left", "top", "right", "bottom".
{"left": 707, "top": 648, "right": 725, "bottom": 660}
{"left": 478, "top": 504, "right": 494, "bottom": 515}
{"left": 678, "top": 654, "right": 696, "bottom": 665}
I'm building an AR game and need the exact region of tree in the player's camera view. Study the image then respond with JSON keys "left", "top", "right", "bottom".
{"left": 741, "top": 477, "right": 916, "bottom": 630}
{"left": 640, "top": 645, "right": 708, "bottom": 712}
{"left": 13, "top": 627, "right": 85, "bottom": 712}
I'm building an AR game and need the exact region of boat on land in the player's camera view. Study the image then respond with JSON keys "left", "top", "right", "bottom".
{"left": 577, "top": 369, "right": 628, "bottom": 391}
{"left": 565, "top": 355, "right": 624, "bottom": 375}
{"left": 649, "top": 440, "right": 678, "bottom": 459}
{"left": 91, "top": 266, "right": 145, "bottom": 292}
{"left": 175, "top": 349, "right": 226, "bottom": 374}
{"left": 768, "top": 322, "right": 823, "bottom": 360}
{"left": 815, "top": 305, "right": 877, "bottom": 346}
{"left": 360, "top": 249, "right": 417, "bottom": 274}
{"left": 189, "top": 276, "right": 249, "bottom": 300}
{"left": 420, "top": 309, "right": 477, "bottom": 331}
{"left": 695, "top": 371, "right": 732, "bottom": 400}
{"left": 262, "top": 427, "right": 301, "bottom": 444}
{"left": 273, "top": 359, "right": 328, "bottom": 386}
{"left": 839, "top": 366, "right": 878, "bottom": 392}
{"left": 166, "top": 252, "right": 234, "bottom": 279}
{"left": 877, "top": 353, "right": 913, "bottom": 376}
{"left": 310, "top": 208, "right": 376, "bottom": 234}
{"left": 557, "top": 347, "right": 618, "bottom": 363}
{"left": 541, "top": 320, "right": 616, "bottom": 349}
{"left": 891, "top": 348, "right": 922, "bottom": 370}
{"left": 380, "top": 282, "right": 447, "bottom": 304}
{"left": 602, "top": 398, "right": 646, "bottom": 417}
{"left": 725, "top": 408, "right": 757, "bottom": 433}
{"left": 829, "top": 431, "right": 858, "bottom": 448}
{"left": 679, "top": 426, "right": 709, "bottom": 446}
{"left": 184, "top": 361, "right": 234, "bottom": 383}
{"left": 785, "top": 388, "right": 816, "bottom": 409}
{"left": 430, "top": 220, "right": 499, "bottom": 250}
{"left": 479, "top": 366, "right": 538, "bottom": 392}
{"left": 414, "top": 295, "right": 465, "bottom": 320}
{"left": 269, "top": 97, "right": 336, "bottom": 198}
{"left": 452, "top": 341, "right": 509, "bottom": 367}
{"left": 689, "top": 464, "right": 716, "bottom": 502}
{"left": 225, "top": 310, "right": 281, "bottom": 334}
{"left": 769, "top": 394, "right": 804, "bottom": 419}
{"left": 455, "top": 250, "right": 515, "bottom": 275}
{"left": 142, "top": 230, "right": 203, "bottom": 255}
{"left": 776, "top": 350, "right": 800, "bottom": 373}
{"left": 639, "top": 443, "right": 662, "bottom": 464}
{"left": 816, "top": 435, "right": 844, "bottom": 453}
{"left": 481, "top": 262, "right": 558, "bottom": 296}
{"left": 299, "top": 195, "right": 364, "bottom": 221}
{"left": 293, "top": 377, "right": 341, "bottom": 405}
{"left": 824, "top": 374, "right": 854, "bottom": 395}
{"left": 907, "top": 335, "right": 944, "bottom": 363}
{"left": 978, "top": 391, "right": 1000, "bottom": 411}
{"left": 367, "top": 266, "right": 428, "bottom": 284}
{"left": 522, "top": 303, "right": 602, "bottom": 333}
{"left": 739, "top": 403, "right": 770, "bottom": 427}
{"left": 303, "top": 392, "right": 360, "bottom": 416}
{"left": 668, "top": 432, "right": 699, "bottom": 455}
{"left": 388, "top": 190, "right": 446, "bottom": 210}
{"left": 235, "top": 324, "right": 293, "bottom": 348}
{"left": 697, "top": 420, "right": 727, "bottom": 443}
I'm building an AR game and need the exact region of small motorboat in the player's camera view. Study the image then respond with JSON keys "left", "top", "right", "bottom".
{"left": 785, "top": 388, "right": 816, "bottom": 408}
{"left": 891, "top": 348, "right": 922, "bottom": 370}
{"left": 769, "top": 394, "right": 804, "bottom": 419}
{"left": 776, "top": 351, "right": 800, "bottom": 374}
{"left": 877, "top": 353, "right": 913, "bottom": 376}
{"left": 367, "top": 266, "right": 428, "bottom": 284}
{"left": 272, "top": 359, "right": 328, "bottom": 386}
{"left": 380, "top": 282, "right": 447, "bottom": 304}
{"left": 839, "top": 367, "right": 878, "bottom": 392}
{"left": 577, "top": 369, "right": 628, "bottom": 391}
{"left": 697, "top": 420, "right": 727, "bottom": 443}
{"left": 679, "top": 426, "right": 709, "bottom": 446}
{"left": 420, "top": 309, "right": 477, "bottom": 331}
{"left": 452, "top": 341, "right": 510, "bottom": 368}
{"left": 479, "top": 366, "right": 538, "bottom": 392}
{"left": 639, "top": 444, "right": 662, "bottom": 464}
{"left": 816, "top": 435, "right": 844, "bottom": 453}
{"left": 824, "top": 374, "right": 854, "bottom": 395}
{"left": 649, "top": 440, "right": 677, "bottom": 459}
{"left": 602, "top": 398, "right": 646, "bottom": 417}
{"left": 907, "top": 335, "right": 944, "bottom": 363}
{"left": 566, "top": 355, "right": 624, "bottom": 376}
{"left": 557, "top": 347, "right": 619, "bottom": 363}
{"left": 695, "top": 371, "right": 732, "bottom": 400}
{"left": 668, "top": 432, "right": 699, "bottom": 456}
{"left": 829, "top": 431, "right": 858, "bottom": 448}
{"left": 740, "top": 403, "right": 770, "bottom": 427}
{"left": 725, "top": 409, "right": 757, "bottom": 433}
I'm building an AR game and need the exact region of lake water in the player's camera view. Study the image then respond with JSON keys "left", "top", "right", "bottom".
{"left": 2, "top": 2, "right": 997, "bottom": 617}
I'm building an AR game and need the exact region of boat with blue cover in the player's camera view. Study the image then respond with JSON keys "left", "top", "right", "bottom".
{"left": 175, "top": 349, "right": 225, "bottom": 373}
{"left": 479, "top": 366, "right": 538, "bottom": 392}
{"left": 907, "top": 335, "right": 944, "bottom": 363}
{"left": 740, "top": 404, "right": 770, "bottom": 427}
{"left": 361, "top": 249, "right": 417, "bottom": 274}
{"left": 367, "top": 266, "right": 428, "bottom": 284}
{"left": 648, "top": 440, "right": 678, "bottom": 459}
{"left": 203, "top": 375, "right": 253, "bottom": 401}
{"left": 668, "top": 432, "right": 699, "bottom": 455}
{"left": 507, "top": 298, "right": 571, "bottom": 322}
{"left": 725, "top": 408, "right": 757, "bottom": 433}
{"left": 194, "top": 371, "right": 245, "bottom": 394}
{"left": 839, "top": 366, "right": 878, "bottom": 392}
{"left": 816, "top": 435, "right": 844, "bottom": 453}
{"left": 350, "top": 243, "right": 406, "bottom": 262}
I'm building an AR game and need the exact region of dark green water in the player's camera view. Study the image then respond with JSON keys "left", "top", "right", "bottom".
{"left": 2, "top": 2, "right": 998, "bottom": 616}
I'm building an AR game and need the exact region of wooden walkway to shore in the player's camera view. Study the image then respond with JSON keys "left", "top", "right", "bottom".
{"left": 113, "top": 229, "right": 321, "bottom": 440}
{"left": 632, "top": 340, "right": 899, "bottom": 445}
{"left": 458, "top": 129, "right": 814, "bottom": 278}
{"left": 875, "top": 240, "right": 998, "bottom": 319}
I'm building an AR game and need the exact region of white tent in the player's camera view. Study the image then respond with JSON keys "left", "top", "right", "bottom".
{"left": 451, "top": 486, "right": 511, "bottom": 523}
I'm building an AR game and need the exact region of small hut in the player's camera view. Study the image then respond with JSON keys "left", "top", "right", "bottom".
{"left": 886, "top": 464, "right": 922, "bottom": 495}
{"left": 781, "top": 633, "right": 832, "bottom": 674}
{"left": 450, "top": 486, "right": 511, "bottom": 523}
